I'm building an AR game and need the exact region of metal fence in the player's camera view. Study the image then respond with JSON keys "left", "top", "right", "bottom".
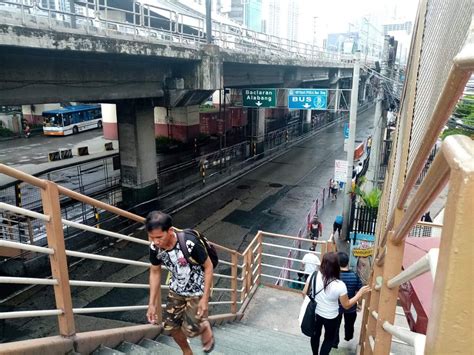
{"left": 350, "top": 205, "right": 378, "bottom": 235}
{"left": 0, "top": 155, "right": 121, "bottom": 245}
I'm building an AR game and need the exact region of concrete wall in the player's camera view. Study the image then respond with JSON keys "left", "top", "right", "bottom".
{"left": 154, "top": 106, "right": 200, "bottom": 142}
{"left": 21, "top": 103, "right": 61, "bottom": 125}
{"left": 0, "top": 113, "right": 21, "bottom": 132}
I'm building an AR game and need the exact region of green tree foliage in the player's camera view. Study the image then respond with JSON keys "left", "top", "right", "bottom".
{"left": 353, "top": 176, "right": 382, "bottom": 208}
{"left": 442, "top": 95, "right": 474, "bottom": 139}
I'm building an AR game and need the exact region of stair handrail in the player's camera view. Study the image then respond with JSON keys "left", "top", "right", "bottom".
{"left": 0, "top": 164, "right": 244, "bottom": 338}
{"left": 360, "top": 3, "right": 474, "bottom": 352}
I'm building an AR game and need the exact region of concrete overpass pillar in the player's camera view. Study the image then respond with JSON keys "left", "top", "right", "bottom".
{"left": 303, "top": 110, "right": 312, "bottom": 132}
{"left": 116, "top": 100, "right": 157, "bottom": 206}
{"left": 249, "top": 108, "right": 265, "bottom": 155}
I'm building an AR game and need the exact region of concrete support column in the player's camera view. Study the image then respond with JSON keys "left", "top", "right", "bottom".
{"left": 255, "top": 108, "right": 265, "bottom": 154}
{"left": 303, "top": 109, "right": 312, "bottom": 132}
{"left": 248, "top": 108, "right": 265, "bottom": 155}
{"left": 116, "top": 100, "right": 157, "bottom": 206}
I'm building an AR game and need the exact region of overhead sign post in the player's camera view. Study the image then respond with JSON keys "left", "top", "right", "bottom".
{"left": 242, "top": 89, "right": 276, "bottom": 108}
{"left": 288, "top": 89, "right": 328, "bottom": 110}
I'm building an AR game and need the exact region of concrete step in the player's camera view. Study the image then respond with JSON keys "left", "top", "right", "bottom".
{"left": 91, "top": 345, "right": 125, "bottom": 355}
{"left": 115, "top": 341, "right": 149, "bottom": 354}
{"left": 138, "top": 338, "right": 183, "bottom": 354}
{"left": 155, "top": 324, "right": 311, "bottom": 354}
{"left": 94, "top": 322, "right": 357, "bottom": 354}
{"left": 156, "top": 334, "right": 226, "bottom": 355}
{"left": 213, "top": 324, "right": 311, "bottom": 354}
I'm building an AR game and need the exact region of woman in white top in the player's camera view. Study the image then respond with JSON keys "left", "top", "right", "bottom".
{"left": 303, "top": 252, "right": 370, "bottom": 355}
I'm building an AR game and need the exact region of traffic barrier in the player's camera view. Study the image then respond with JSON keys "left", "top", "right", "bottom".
{"left": 104, "top": 142, "right": 114, "bottom": 151}
{"left": 48, "top": 151, "right": 61, "bottom": 162}
{"left": 60, "top": 149, "right": 73, "bottom": 160}
{"left": 77, "top": 146, "right": 89, "bottom": 156}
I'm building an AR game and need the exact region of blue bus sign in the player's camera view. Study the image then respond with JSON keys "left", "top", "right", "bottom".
{"left": 288, "top": 89, "right": 328, "bottom": 110}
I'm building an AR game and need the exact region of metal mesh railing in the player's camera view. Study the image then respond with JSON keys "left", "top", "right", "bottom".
{"left": 407, "top": 0, "right": 471, "bottom": 173}
{"left": 360, "top": 0, "right": 474, "bottom": 353}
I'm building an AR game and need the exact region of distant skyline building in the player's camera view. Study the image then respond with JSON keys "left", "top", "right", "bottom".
{"left": 261, "top": 0, "right": 299, "bottom": 41}
{"left": 228, "top": 0, "right": 263, "bottom": 32}
{"left": 286, "top": 0, "right": 299, "bottom": 42}
{"left": 263, "top": 0, "right": 280, "bottom": 37}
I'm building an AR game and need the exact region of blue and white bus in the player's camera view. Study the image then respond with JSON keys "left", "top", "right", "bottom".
{"left": 42, "top": 105, "right": 102, "bottom": 136}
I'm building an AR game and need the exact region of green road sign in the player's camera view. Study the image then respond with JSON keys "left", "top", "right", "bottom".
{"left": 242, "top": 89, "right": 276, "bottom": 108}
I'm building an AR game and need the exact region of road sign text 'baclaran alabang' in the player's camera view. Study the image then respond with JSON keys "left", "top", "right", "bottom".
{"left": 242, "top": 89, "right": 276, "bottom": 108}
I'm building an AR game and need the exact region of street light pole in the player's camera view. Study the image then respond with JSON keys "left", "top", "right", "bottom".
{"left": 342, "top": 51, "right": 361, "bottom": 241}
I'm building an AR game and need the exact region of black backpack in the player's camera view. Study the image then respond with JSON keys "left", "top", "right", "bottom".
{"left": 176, "top": 229, "right": 219, "bottom": 269}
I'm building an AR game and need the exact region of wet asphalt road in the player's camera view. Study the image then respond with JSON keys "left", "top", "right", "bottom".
{"left": 0, "top": 129, "right": 104, "bottom": 166}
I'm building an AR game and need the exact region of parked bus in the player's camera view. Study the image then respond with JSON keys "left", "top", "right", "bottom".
{"left": 42, "top": 105, "right": 102, "bottom": 136}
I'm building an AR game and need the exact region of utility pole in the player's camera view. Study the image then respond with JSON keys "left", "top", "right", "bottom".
{"left": 205, "top": 0, "right": 212, "bottom": 44}
{"left": 366, "top": 35, "right": 391, "bottom": 190}
{"left": 342, "top": 51, "right": 360, "bottom": 241}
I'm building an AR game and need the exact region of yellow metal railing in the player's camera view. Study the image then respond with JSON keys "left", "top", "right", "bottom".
{"left": 359, "top": 1, "right": 474, "bottom": 353}
{"left": 0, "top": 163, "right": 332, "bottom": 352}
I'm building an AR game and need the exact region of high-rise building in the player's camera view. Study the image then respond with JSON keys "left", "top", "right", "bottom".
{"left": 286, "top": 0, "right": 298, "bottom": 41}
{"left": 261, "top": 0, "right": 299, "bottom": 40}
{"left": 264, "top": 0, "right": 280, "bottom": 37}
{"left": 228, "top": 0, "right": 263, "bottom": 32}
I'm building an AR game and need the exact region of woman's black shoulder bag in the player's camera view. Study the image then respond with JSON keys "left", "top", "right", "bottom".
{"left": 301, "top": 272, "right": 332, "bottom": 337}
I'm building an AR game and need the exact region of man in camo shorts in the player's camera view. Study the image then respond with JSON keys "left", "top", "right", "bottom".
{"left": 146, "top": 211, "right": 215, "bottom": 354}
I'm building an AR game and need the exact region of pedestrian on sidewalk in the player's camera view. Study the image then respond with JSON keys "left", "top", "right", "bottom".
{"left": 333, "top": 252, "right": 363, "bottom": 349}
{"left": 302, "top": 252, "right": 370, "bottom": 355}
{"left": 146, "top": 211, "right": 215, "bottom": 354}
{"left": 300, "top": 246, "right": 320, "bottom": 281}
{"left": 309, "top": 216, "right": 323, "bottom": 241}
{"left": 330, "top": 179, "right": 338, "bottom": 201}
{"left": 333, "top": 214, "right": 343, "bottom": 240}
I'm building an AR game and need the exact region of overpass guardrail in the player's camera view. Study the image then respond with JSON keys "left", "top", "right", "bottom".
{"left": 0, "top": 0, "right": 371, "bottom": 65}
